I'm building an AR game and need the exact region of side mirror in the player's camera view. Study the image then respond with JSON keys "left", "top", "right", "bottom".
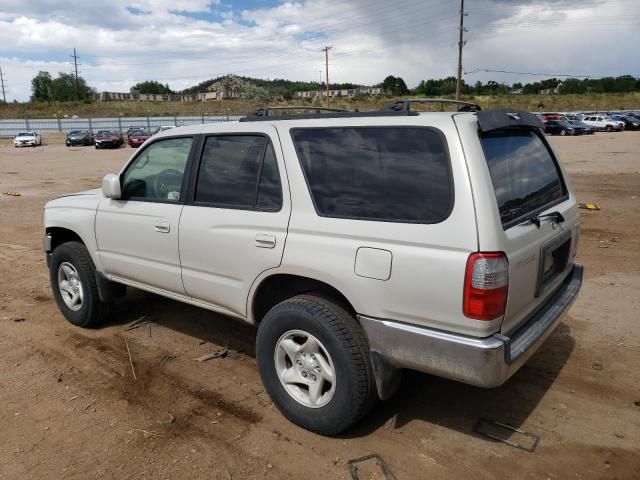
{"left": 102, "top": 173, "right": 121, "bottom": 199}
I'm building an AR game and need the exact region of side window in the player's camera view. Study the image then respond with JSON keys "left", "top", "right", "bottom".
{"left": 257, "top": 144, "right": 283, "bottom": 210}
{"left": 195, "top": 135, "right": 282, "bottom": 211}
{"left": 121, "top": 137, "right": 193, "bottom": 202}
{"left": 292, "top": 127, "right": 452, "bottom": 223}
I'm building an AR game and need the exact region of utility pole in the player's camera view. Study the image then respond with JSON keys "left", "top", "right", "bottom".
{"left": 321, "top": 46, "right": 332, "bottom": 108}
{"left": 71, "top": 48, "right": 80, "bottom": 100}
{"left": 455, "top": 0, "right": 467, "bottom": 101}
{"left": 0, "top": 67, "right": 6, "bottom": 103}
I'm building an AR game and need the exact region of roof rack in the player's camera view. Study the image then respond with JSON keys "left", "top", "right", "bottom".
{"left": 240, "top": 106, "right": 348, "bottom": 121}
{"left": 381, "top": 98, "right": 482, "bottom": 112}
{"left": 238, "top": 98, "right": 482, "bottom": 122}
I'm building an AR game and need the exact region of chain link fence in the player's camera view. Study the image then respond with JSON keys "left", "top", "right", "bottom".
{"left": 0, "top": 115, "right": 242, "bottom": 138}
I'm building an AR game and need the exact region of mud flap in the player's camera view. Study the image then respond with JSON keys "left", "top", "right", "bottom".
{"left": 370, "top": 350, "right": 403, "bottom": 401}
{"left": 95, "top": 272, "right": 126, "bottom": 302}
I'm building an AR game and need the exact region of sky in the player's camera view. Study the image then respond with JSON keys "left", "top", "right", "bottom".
{"left": 0, "top": 0, "right": 639, "bottom": 101}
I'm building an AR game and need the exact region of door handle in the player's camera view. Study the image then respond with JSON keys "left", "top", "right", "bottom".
{"left": 255, "top": 233, "right": 276, "bottom": 249}
{"left": 154, "top": 220, "right": 170, "bottom": 233}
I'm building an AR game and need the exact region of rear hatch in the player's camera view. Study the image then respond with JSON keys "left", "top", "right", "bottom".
{"left": 456, "top": 110, "right": 580, "bottom": 336}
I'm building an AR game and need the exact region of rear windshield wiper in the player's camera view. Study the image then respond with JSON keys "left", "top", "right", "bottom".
{"left": 520, "top": 211, "right": 565, "bottom": 229}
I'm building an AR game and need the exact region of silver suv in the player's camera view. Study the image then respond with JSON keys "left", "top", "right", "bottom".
{"left": 43, "top": 101, "right": 583, "bottom": 434}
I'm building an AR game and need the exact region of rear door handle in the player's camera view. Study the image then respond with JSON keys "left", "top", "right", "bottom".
{"left": 154, "top": 220, "right": 170, "bottom": 233}
{"left": 255, "top": 233, "right": 276, "bottom": 249}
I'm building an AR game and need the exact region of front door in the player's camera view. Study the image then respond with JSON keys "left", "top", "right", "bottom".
{"left": 179, "top": 127, "right": 290, "bottom": 317}
{"left": 96, "top": 136, "right": 195, "bottom": 294}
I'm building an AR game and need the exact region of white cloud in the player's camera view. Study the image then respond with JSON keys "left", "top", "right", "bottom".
{"left": 0, "top": 0, "right": 638, "bottom": 101}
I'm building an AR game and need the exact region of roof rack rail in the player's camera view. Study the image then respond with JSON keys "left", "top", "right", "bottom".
{"left": 380, "top": 98, "right": 482, "bottom": 112}
{"left": 240, "top": 106, "right": 349, "bottom": 122}
{"left": 238, "top": 99, "right": 482, "bottom": 122}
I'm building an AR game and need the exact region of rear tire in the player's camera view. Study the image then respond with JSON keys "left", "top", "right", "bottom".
{"left": 256, "top": 294, "right": 376, "bottom": 435}
{"left": 605, "top": 125, "right": 613, "bottom": 132}
{"left": 49, "top": 241, "right": 112, "bottom": 328}
{"left": 560, "top": 129, "right": 567, "bottom": 136}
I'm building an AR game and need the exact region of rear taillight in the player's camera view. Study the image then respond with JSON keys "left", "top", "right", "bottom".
{"left": 463, "top": 252, "right": 509, "bottom": 321}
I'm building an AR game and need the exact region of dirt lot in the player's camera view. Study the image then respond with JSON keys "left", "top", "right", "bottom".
{"left": 1, "top": 132, "right": 639, "bottom": 479}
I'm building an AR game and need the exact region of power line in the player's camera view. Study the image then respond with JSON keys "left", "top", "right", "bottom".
{"left": 455, "top": 0, "right": 467, "bottom": 100}
{"left": 0, "top": 67, "right": 6, "bottom": 103}
{"left": 321, "top": 46, "right": 332, "bottom": 108}
{"left": 465, "top": 68, "right": 605, "bottom": 78}
{"left": 71, "top": 48, "right": 81, "bottom": 100}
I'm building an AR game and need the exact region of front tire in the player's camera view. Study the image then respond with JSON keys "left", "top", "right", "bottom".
{"left": 49, "top": 241, "right": 111, "bottom": 328}
{"left": 560, "top": 129, "right": 567, "bottom": 136}
{"left": 256, "top": 294, "right": 376, "bottom": 435}
{"left": 605, "top": 125, "right": 613, "bottom": 132}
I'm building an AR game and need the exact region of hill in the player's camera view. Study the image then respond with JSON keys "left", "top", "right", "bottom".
{"left": 179, "top": 74, "right": 362, "bottom": 99}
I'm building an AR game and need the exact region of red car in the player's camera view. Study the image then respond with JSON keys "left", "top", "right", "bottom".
{"left": 127, "top": 129, "right": 151, "bottom": 148}
{"left": 95, "top": 130, "right": 124, "bottom": 149}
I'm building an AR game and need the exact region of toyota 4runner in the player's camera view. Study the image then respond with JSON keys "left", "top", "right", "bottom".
{"left": 43, "top": 100, "right": 583, "bottom": 435}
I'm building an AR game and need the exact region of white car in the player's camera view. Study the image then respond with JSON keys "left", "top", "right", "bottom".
{"left": 580, "top": 115, "right": 623, "bottom": 132}
{"left": 14, "top": 131, "right": 42, "bottom": 147}
{"left": 43, "top": 102, "right": 583, "bottom": 434}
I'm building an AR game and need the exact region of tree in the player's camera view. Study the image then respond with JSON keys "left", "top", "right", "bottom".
{"left": 30, "top": 71, "right": 93, "bottom": 101}
{"left": 558, "top": 78, "right": 586, "bottom": 94}
{"left": 381, "top": 75, "right": 409, "bottom": 96}
{"left": 240, "top": 84, "right": 271, "bottom": 102}
{"left": 132, "top": 80, "right": 173, "bottom": 94}
{"left": 31, "top": 71, "right": 54, "bottom": 101}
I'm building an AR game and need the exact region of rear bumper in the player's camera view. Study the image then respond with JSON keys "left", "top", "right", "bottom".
{"left": 359, "top": 264, "right": 583, "bottom": 394}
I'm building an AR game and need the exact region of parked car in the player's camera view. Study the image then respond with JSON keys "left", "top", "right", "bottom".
{"left": 127, "top": 129, "right": 151, "bottom": 148}
{"left": 541, "top": 112, "right": 563, "bottom": 122}
{"left": 66, "top": 130, "right": 95, "bottom": 147}
{"left": 13, "top": 131, "right": 42, "bottom": 147}
{"left": 151, "top": 125, "right": 176, "bottom": 135}
{"left": 611, "top": 115, "right": 640, "bottom": 131}
{"left": 566, "top": 120, "right": 595, "bottom": 134}
{"left": 563, "top": 114, "right": 582, "bottom": 121}
{"left": 95, "top": 130, "right": 124, "bottom": 149}
{"left": 580, "top": 115, "right": 623, "bottom": 132}
{"left": 544, "top": 120, "right": 584, "bottom": 136}
{"left": 126, "top": 126, "right": 146, "bottom": 136}
{"left": 43, "top": 103, "right": 583, "bottom": 435}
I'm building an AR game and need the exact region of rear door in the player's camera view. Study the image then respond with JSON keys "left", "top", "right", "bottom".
{"left": 455, "top": 113, "right": 580, "bottom": 335}
{"left": 178, "top": 125, "right": 290, "bottom": 318}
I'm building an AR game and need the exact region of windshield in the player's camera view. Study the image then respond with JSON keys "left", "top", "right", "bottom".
{"left": 69, "top": 130, "right": 83, "bottom": 135}
{"left": 131, "top": 130, "right": 148, "bottom": 136}
{"left": 97, "top": 131, "right": 112, "bottom": 136}
{"left": 480, "top": 130, "right": 567, "bottom": 228}
{"left": 17, "top": 132, "right": 34, "bottom": 137}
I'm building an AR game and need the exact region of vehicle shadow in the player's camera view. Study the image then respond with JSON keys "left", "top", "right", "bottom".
{"left": 343, "top": 320, "right": 576, "bottom": 440}
{"left": 107, "top": 288, "right": 257, "bottom": 355}
{"left": 106, "top": 288, "right": 575, "bottom": 443}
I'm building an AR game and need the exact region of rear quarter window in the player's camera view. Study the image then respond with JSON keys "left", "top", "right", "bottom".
{"left": 291, "top": 127, "right": 453, "bottom": 223}
{"left": 480, "top": 129, "right": 567, "bottom": 228}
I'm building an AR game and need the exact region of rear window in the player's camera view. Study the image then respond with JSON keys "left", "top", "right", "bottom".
{"left": 480, "top": 130, "right": 567, "bottom": 228}
{"left": 291, "top": 127, "right": 452, "bottom": 223}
